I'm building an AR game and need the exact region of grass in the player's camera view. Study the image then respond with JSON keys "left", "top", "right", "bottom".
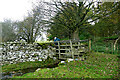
{"left": 2, "top": 57, "right": 60, "bottom": 73}
{"left": 12, "top": 52, "right": 119, "bottom": 78}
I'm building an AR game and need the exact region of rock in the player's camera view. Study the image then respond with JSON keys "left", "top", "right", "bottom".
{"left": 38, "top": 59, "right": 42, "bottom": 61}
{"left": 36, "top": 68, "right": 41, "bottom": 72}
{"left": 61, "top": 61, "right": 65, "bottom": 63}
{"left": 67, "top": 58, "right": 74, "bottom": 62}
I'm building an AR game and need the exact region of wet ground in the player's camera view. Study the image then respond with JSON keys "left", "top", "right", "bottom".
{"left": 1, "top": 60, "right": 60, "bottom": 80}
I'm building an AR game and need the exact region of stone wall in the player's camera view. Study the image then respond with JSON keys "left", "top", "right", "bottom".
{"left": 0, "top": 42, "right": 56, "bottom": 65}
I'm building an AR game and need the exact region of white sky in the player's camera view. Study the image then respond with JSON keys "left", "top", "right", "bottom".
{"left": 0, "top": 0, "right": 35, "bottom": 22}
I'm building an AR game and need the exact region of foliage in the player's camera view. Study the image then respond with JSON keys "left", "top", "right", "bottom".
{"left": 58, "top": 62, "right": 66, "bottom": 66}
{"left": 79, "top": 28, "right": 91, "bottom": 40}
{"left": 91, "top": 37, "right": 120, "bottom": 54}
{"left": 13, "top": 52, "right": 118, "bottom": 78}
{"left": 45, "top": 1, "right": 118, "bottom": 40}
{"left": 88, "top": 2, "right": 120, "bottom": 38}
{"left": 35, "top": 41, "right": 55, "bottom": 49}
{"left": 47, "top": 34, "right": 54, "bottom": 40}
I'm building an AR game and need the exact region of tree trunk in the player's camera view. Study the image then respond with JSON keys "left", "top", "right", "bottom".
{"left": 72, "top": 28, "right": 79, "bottom": 40}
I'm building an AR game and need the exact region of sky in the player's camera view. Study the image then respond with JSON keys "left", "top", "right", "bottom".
{"left": 0, "top": 0, "right": 35, "bottom": 22}
{"left": 0, "top": 0, "right": 48, "bottom": 41}
{"left": 0, "top": 0, "right": 96, "bottom": 22}
{"left": 0, "top": 0, "right": 118, "bottom": 22}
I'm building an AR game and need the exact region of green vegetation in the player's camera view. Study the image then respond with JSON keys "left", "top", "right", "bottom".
{"left": 2, "top": 57, "right": 60, "bottom": 73}
{"left": 34, "top": 41, "right": 55, "bottom": 49}
{"left": 12, "top": 52, "right": 118, "bottom": 78}
{"left": 91, "top": 37, "right": 120, "bottom": 54}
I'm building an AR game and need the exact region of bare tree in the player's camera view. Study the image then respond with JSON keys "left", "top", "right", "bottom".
{"left": 15, "top": 1, "right": 46, "bottom": 43}
{"left": 2, "top": 19, "right": 17, "bottom": 42}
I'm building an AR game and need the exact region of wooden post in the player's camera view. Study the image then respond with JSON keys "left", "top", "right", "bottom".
{"left": 111, "top": 42, "right": 113, "bottom": 54}
{"left": 78, "top": 42, "right": 80, "bottom": 49}
{"left": 70, "top": 40, "right": 74, "bottom": 59}
{"left": 58, "top": 41, "right": 61, "bottom": 59}
{"left": 89, "top": 39, "right": 91, "bottom": 53}
{"left": 78, "top": 42, "right": 80, "bottom": 57}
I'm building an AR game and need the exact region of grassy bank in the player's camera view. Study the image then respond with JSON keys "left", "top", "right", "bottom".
{"left": 2, "top": 57, "right": 60, "bottom": 73}
{"left": 12, "top": 52, "right": 119, "bottom": 78}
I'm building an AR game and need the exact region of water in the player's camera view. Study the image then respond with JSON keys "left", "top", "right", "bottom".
{"left": 1, "top": 58, "right": 60, "bottom": 80}
{"left": 1, "top": 72, "right": 23, "bottom": 80}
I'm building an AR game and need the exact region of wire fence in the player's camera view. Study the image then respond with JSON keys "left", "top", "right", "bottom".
{"left": 91, "top": 40, "right": 120, "bottom": 55}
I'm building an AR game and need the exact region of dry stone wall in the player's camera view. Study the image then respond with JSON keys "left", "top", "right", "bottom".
{"left": 0, "top": 42, "right": 56, "bottom": 65}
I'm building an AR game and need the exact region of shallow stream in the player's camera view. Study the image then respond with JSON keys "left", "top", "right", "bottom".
{"left": 1, "top": 61, "right": 60, "bottom": 80}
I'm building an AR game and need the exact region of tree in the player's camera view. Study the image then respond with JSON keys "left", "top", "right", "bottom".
{"left": 88, "top": 2, "right": 120, "bottom": 38}
{"left": 1, "top": 19, "right": 16, "bottom": 42}
{"left": 89, "top": 2, "right": 120, "bottom": 50}
{"left": 44, "top": 0, "right": 118, "bottom": 40}
{"left": 15, "top": 2, "right": 45, "bottom": 43}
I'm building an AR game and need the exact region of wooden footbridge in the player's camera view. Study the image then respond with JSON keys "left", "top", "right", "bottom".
{"left": 53, "top": 39, "right": 91, "bottom": 60}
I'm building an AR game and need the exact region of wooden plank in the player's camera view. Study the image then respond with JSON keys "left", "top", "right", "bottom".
{"left": 78, "top": 42, "right": 80, "bottom": 49}
{"left": 70, "top": 40, "right": 74, "bottom": 59}
{"left": 56, "top": 49, "right": 70, "bottom": 50}
{"left": 89, "top": 39, "right": 91, "bottom": 53}
{"left": 72, "top": 45, "right": 79, "bottom": 46}
{"left": 55, "top": 45, "right": 70, "bottom": 46}
{"left": 59, "top": 57, "right": 67, "bottom": 60}
{"left": 56, "top": 53, "right": 72, "bottom": 54}
{"left": 78, "top": 42, "right": 81, "bottom": 57}
{"left": 58, "top": 41, "right": 61, "bottom": 59}
{"left": 60, "top": 45, "right": 70, "bottom": 46}
{"left": 53, "top": 39, "right": 89, "bottom": 44}
{"left": 78, "top": 51, "right": 85, "bottom": 53}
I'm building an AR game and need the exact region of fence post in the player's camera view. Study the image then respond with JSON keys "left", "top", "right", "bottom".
{"left": 111, "top": 42, "right": 113, "bottom": 54}
{"left": 89, "top": 39, "right": 91, "bottom": 53}
{"left": 70, "top": 40, "right": 74, "bottom": 59}
{"left": 58, "top": 41, "right": 61, "bottom": 59}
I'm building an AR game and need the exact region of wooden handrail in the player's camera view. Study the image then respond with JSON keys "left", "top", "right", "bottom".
{"left": 54, "top": 39, "right": 89, "bottom": 43}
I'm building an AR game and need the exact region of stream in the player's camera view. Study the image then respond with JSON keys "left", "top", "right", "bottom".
{"left": 1, "top": 61, "right": 60, "bottom": 80}
{"left": 1, "top": 67, "right": 38, "bottom": 80}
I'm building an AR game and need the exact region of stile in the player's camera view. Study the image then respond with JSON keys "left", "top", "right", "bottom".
{"left": 54, "top": 39, "right": 89, "bottom": 60}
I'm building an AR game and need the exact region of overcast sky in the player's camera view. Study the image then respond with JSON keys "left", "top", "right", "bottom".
{"left": 0, "top": 0, "right": 96, "bottom": 22}
{"left": 0, "top": 0, "right": 35, "bottom": 22}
